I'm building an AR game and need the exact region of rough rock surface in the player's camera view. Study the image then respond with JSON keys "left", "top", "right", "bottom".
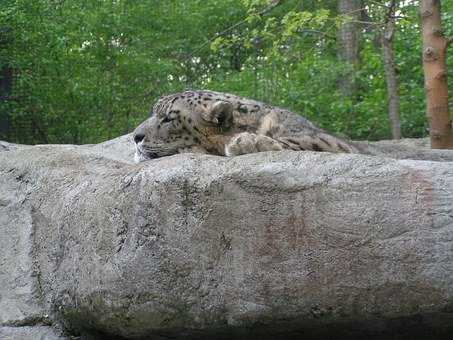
{"left": 354, "top": 138, "right": 453, "bottom": 162}
{"left": 1, "top": 135, "right": 453, "bottom": 339}
{"left": 0, "top": 326, "right": 65, "bottom": 340}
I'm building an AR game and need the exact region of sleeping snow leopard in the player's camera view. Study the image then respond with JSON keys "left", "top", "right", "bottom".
{"left": 133, "top": 90, "right": 359, "bottom": 162}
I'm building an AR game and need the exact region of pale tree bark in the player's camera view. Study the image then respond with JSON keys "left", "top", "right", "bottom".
{"left": 337, "top": 0, "right": 362, "bottom": 99}
{"left": 420, "top": 0, "right": 453, "bottom": 149}
{"left": 381, "top": 0, "right": 401, "bottom": 139}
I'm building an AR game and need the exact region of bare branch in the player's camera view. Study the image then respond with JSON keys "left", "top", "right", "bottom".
{"left": 302, "top": 29, "right": 335, "bottom": 39}
{"left": 367, "top": 0, "right": 391, "bottom": 9}
{"left": 447, "top": 36, "right": 453, "bottom": 47}
{"left": 188, "top": 0, "right": 282, "bottom": 59}
{"left": 350, "top": 19, "right": 384, "bottom": 26}
{"left": 327, "top": 17, "right": 384, "bottom": 27}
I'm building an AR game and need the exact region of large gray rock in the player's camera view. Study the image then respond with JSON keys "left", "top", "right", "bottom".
{"left": 0, "top": 326, "right": 65, "bottom": 340}
{"left": 1, "top": 136, "right": 453, "bottom": 339}
{"left": 354, "top": 138, "right": 453, "bottom": 161}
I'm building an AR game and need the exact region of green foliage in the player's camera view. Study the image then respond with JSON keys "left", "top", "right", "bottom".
{"left": 0, "top": 0, "right": 451, "bottom": 144}
{"left": 1, "top": 0, "right": 244, "bottom": 143}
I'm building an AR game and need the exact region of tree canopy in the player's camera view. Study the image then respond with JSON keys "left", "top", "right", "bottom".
{"left": 1, "top": 0, "right": 452, "bottom": 144}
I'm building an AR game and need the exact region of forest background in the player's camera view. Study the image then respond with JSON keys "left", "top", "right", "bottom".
{"left": 0, "top": 0, "right": 452, "bottom": 145}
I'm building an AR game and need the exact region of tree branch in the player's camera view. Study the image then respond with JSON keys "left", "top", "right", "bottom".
{"left": 301, "top": 29, "right": 335, "bottom": 39}
{"left": 330, "top": 18, "right": 384, "bottom": 27}
{"left": 447, "top": 36, "right": 453, "bottom": 47}
{"left": 188, "top": 0, "right": 282, "bottom": 59}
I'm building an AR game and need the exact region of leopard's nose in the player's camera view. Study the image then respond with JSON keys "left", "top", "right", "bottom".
{"left": 134, "top": 132, "right": 145, "bottom": 144}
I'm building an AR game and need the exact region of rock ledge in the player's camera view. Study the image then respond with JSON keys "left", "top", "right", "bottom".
{"left": 1, "top": 136, "right": 453, "bottom": 339}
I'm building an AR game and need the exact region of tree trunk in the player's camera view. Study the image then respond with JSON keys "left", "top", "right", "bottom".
{"left": 382, "top": 0, "right": 401, "bottom": 140}
{"left": 337, "top": 0, "right": 361, "bottom": 99}
{"left": 0, "top": 66, "right": 12, "bottom": 140}
{"left": 0, "top": 27, "right": 12, "bottom": 140}
{"left": 420, "top": 0, "right": 453, "bottom": 149}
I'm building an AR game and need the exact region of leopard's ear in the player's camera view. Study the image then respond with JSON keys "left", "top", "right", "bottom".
{"left": 201, "top": 100, "right": 233, "bottom": 128}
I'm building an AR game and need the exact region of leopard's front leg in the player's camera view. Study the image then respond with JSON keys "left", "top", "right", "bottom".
{"left": 224, "top": 132, "right": 284, "bottom": 156}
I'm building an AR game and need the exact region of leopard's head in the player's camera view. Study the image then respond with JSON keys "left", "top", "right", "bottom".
{"left": 133, "top": 92, "right": 234, "bottom": 162}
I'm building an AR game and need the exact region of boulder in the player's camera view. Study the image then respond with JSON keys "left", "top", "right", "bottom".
{"left": 1, "top": 135, "right": 453, "bottom": 339}
{"left": 0, "top": 326, "right": 65, "bottom": 340}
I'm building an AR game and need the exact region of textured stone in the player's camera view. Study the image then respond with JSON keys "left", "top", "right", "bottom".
{"left": 1, "top": 136, "right": 453, "bottom": 339}
{"left": 355, "top": 138, "right": 453, "bottom": 161}
{"left": 0, "top": 326, "right": 64, "bottom": 340}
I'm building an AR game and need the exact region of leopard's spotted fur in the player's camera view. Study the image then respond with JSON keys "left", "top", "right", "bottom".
{"left": 133, "top": 90, "right": 359, "bottom": 162}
